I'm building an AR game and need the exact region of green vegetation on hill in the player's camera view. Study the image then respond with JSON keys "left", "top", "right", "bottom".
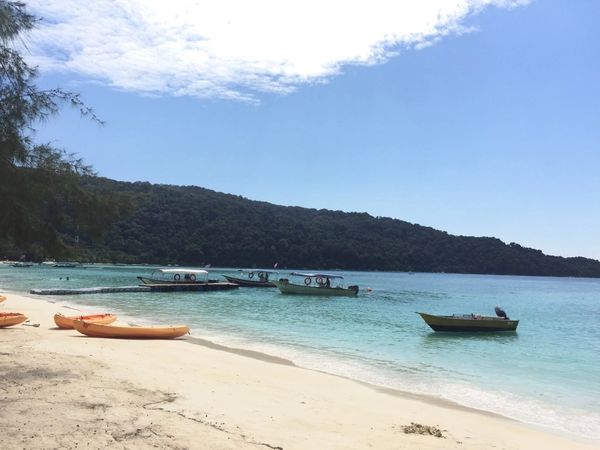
{"left": 65, "top": 177, "right": 600, "bottom": 278}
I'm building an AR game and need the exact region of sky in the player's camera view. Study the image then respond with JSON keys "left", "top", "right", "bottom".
{"left": 21, "top": 0, "right": 600, "bottom": 260}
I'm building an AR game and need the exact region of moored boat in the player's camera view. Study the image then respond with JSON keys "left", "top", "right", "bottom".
{"left": 275, "top": 272, "right": 359, "bottom": 297}
{"left": 54, "top": 313, "right": 117, "bottom": 329}
{"left": 223, "top": 269, "right": 278, "bottom": 287}
{"left": 417, "top": 309, "right": 519, "bottom": 332}
{"left": 0, "top": 295, "right": 6, "bottom": 303}
{"left": 0, "top": 312, "right": 28, "bottom": 328}
{"left": 12, "top": 262, "right": 34, "bottom": 268}
{"left": 72, "top": 320, "right": 189, "bottom": 339}
{"left": 52, "top": 262, "right": 80, "bottom": 268}
{"left": 138, "top": 269, "right": 238, "bottom": 292}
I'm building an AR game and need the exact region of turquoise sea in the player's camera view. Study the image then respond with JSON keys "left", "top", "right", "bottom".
{"left": 1, "top": 264, "right": 599, "bottom": 440}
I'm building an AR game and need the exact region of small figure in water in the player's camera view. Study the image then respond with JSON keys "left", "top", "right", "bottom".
{"left": 66, "top": 276, "right": 70, "bottom": 281}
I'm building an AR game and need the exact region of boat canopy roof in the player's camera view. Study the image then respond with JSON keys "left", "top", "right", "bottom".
{"left": 239, "top": 269, "right": 278, "bottom": 274}
{"left": 290, "top": 272, "right": 344, "bottom": 279}
{"left": 154, "top": 268, "right": 209, "bottom": 275}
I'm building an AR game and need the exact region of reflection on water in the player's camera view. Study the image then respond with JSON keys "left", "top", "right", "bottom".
{"left": 421, "top": 330, "right": 519, "bottom": 344}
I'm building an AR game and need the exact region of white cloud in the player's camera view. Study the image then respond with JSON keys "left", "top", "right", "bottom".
{"left": 24, "top": 0, "right": 528, "bottom": 101}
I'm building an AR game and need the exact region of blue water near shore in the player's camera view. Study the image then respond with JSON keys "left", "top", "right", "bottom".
{"left": 1, "top": 264, "right": 599, "bottom": 439}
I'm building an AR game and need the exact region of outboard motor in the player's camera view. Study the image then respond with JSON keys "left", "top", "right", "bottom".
{"left": 495, "top": 306, "right": 509, "bottom": 320}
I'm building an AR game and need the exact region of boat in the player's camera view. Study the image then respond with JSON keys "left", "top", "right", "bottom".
{"left": 223, "top": 269, "right": 278, "bottom": 287}
{"left": 72, "top": 320, "right": 189, "bottom": 339}
{"left": 54, "top": 313, "right": 117, "bottom": 329}
{"left": 52, "top": 262, "right": 80, "bottom": 268}
{"left": 137, "top": 268, "right": 238, "bottom": 292}
{"left": 12, "top": 262, "right": 34, "bottom": 268}
{"left": 417, "top": 308, "right": 519, "bottom": 332}
{"left": 275, "top": 272, "right": 359, "bottom": 297}
{"left": 0, "top": 295, "right": 6, "bottom": 303}
{"left": 0, "top": 312, "right": 28, "bottom": 328}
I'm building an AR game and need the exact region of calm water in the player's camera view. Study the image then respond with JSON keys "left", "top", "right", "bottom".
{"left": 1, "top": 264, "right": 599, "bottom": 439}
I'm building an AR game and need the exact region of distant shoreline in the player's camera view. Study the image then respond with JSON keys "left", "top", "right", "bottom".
{"left": 2, "top": 261, "right": 600, "bottom": 280}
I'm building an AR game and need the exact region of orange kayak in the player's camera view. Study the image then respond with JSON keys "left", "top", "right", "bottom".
{"left": 0, "top": 312, "right": 28, "bottom": 328}
{"left": 72, "top": 320, "right": 189, "bottom": 339}
{"left": 54, "top": 313, "right": 117, "bottom": 329}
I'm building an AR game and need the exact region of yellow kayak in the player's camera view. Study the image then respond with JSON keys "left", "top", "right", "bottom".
{"left": 72, "top": 320, "right": 189, "bottom": 339}
{"left": 0, "top": 312, "right": 28, "bottom": 328}
{"left": 54, "top": 313, "right": 117, "bottom": 329}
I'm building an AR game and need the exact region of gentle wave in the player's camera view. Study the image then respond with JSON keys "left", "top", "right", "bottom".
{"left": 190, "top": 327, "right": 600, "bottom": 440}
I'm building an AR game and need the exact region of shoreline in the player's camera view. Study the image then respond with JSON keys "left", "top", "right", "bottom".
{"left": 1, "top": 290, "right": 598, "bottom": 449}
{"left": 24, "top": 288, "right": 599, "bottom": 441}
{"left": 182, "top": 335, "right": 600, "bottom": 444}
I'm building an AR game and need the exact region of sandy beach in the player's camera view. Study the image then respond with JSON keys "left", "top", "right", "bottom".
{"left": 0, "top": 291, "right": 597, "bottom": 450}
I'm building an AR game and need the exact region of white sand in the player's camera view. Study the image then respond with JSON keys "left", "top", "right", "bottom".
{"left": 0, "top": 291, "right": 597, "bottom": 449}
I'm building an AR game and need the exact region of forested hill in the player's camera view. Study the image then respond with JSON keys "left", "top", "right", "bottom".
{"left": 76, "top": 177, "right": 600, "bottom": 277}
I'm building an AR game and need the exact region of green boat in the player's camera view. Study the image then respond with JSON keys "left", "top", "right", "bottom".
{"left": 275, "top": 272, "right": 359, "bottom": 297}
{"left": 417, "top": 310, "right": 519, "bottom": 332}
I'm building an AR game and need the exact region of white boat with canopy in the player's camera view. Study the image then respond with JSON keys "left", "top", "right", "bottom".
{"left": 138, "top": 268, "right": 238, "bottom": 291}
{"left": 275, "top": 272, "right": 359, "bottom": 297}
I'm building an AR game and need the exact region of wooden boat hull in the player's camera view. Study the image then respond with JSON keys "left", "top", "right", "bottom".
{"left": 276, "top": 280, "right": 358, "bottom": 297}
{"left": 223, "top": 275, "right": 276, "bottom": 287}
{"left": 72, "top": 320, "right": 189, "bottom": 339}
{"left": 0, "top": 312, "right": 28, "bottom": 328}
{"left": 417, "top": 312, "right": 519, "bottom": 332}
{"left": 54, "top": 313, "right": 117, "bottom": 329}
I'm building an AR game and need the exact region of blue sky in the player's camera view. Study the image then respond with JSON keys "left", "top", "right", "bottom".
{"left": 27, "top": 0, "right": 600, "bottom": 259}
